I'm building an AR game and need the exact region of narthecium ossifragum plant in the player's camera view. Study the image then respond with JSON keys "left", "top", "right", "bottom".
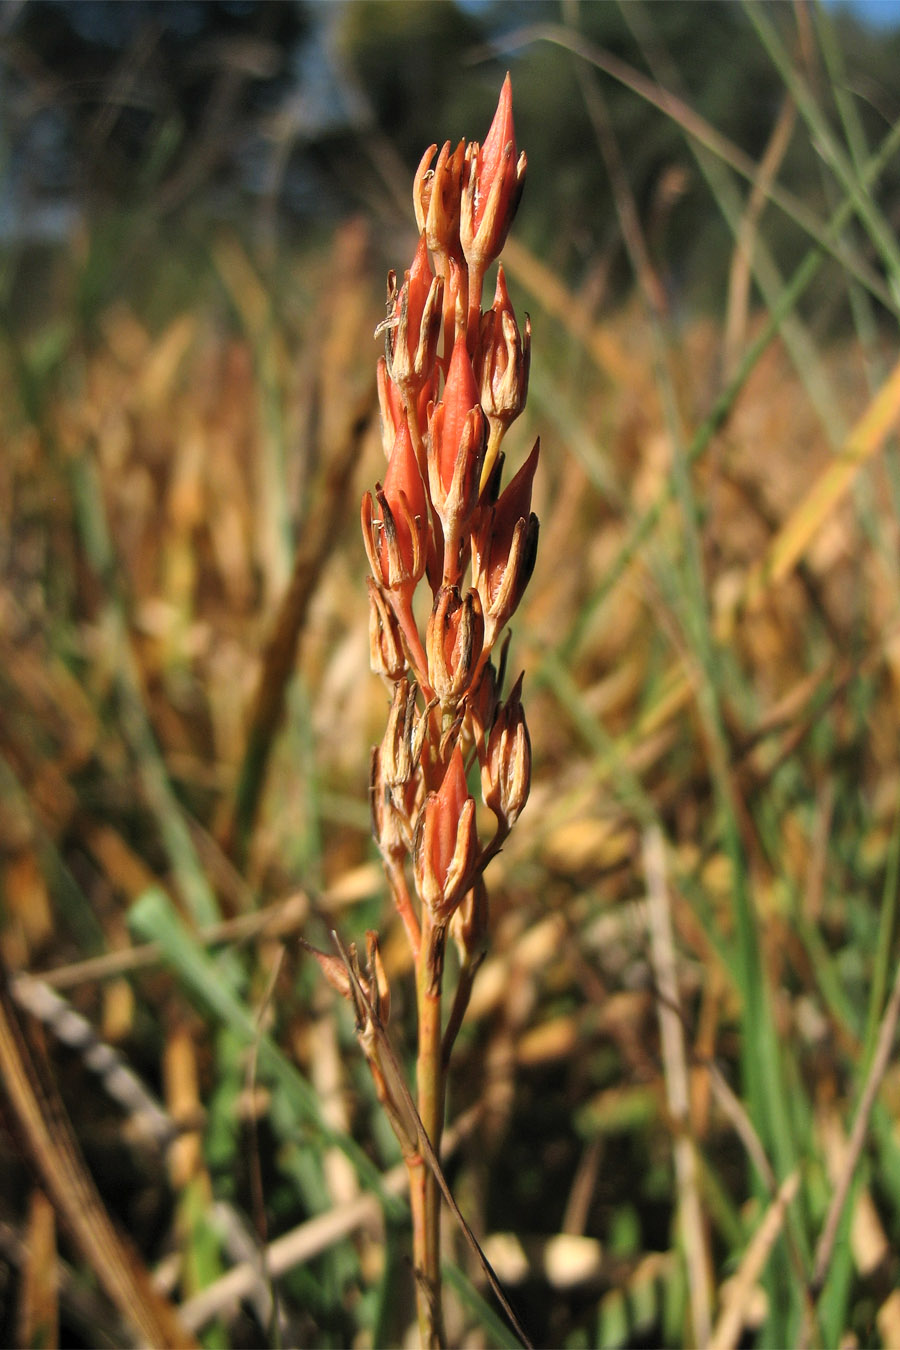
{"left": 310, "top": 75, "right": 536, "bottom": 1347}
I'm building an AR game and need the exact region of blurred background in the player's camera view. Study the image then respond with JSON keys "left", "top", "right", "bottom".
{"left": 4, "top": 1, "right": 900, "bottom": 1346}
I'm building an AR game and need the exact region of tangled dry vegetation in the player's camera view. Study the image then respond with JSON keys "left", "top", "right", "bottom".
{"left": 4, "top": 199, "right": 900, "bottom": 1346}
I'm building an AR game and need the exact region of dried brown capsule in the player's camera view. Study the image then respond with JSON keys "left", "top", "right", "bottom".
{"left": 481, "top": 672, "right": 531, "bottom": 834}
{"left": 472, "top": 438, "right": 540, "bottom": 640}
{"left": 426, "top": 585, "right": 484, "bottom": 705}
{"left": 367, "top": 577, "right": 407, "bottom": 682}
{"left": 476, "top": 265, "right": 531, "bottom": 486}
{"left": 379, "top": 234, "right": 444, "bottom": 400}
{"left": 414, "top": 138, "right": 465, "bottom": 265}
{"left": 361, "top": 418, "right": 428, "bottom": 590}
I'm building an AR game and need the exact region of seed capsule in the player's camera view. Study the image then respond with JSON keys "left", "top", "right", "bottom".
{"left": 413, "top": 747, "right": 479, "bottom": 922}
{"left": 481, "top": 673, "right": 531, "bottom": 834}
{"left": 426, "top": 585, "right": 484, "bottom": 705}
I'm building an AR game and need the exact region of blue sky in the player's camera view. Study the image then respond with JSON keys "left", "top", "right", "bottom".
{"left": 824, "top": 0, "right": 900, "bottom": 26}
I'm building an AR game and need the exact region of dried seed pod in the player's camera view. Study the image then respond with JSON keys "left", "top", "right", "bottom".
{"left": 481, "top": 673, "right": 531, "bottom": 834}
{"left": 380, "top": 678, "right": 431, "bottom": 789}
{"left": 380, "top": 234, "right": 444, "bottom": 400}
{"left": 441, "top": 257, "right": 467, "bottom": 371}
{"left": 414, "top": 138, "right": 465, "bottom": 265}
{"left": 367, "top": 577, "right": 407, "bottom": 682}
{"left": 472, "top": 438, "right": 540, "bottom": 639}
{"left": 476, "top": 265, "right": 531, "bottom": 485}
{"left": 376, "top": 356, "right": 403, "bottom": 459}
{"left": 370, "top": 746, "right": 409, "bottom": 863}
{"left": 426, "top": 585, "right": 484, "bottom": 705}
{"left": 300, "top": 938, "right": 354, "bottom": 1002}
{"left": 361, "top": 418, "right": 428, "bottom": 590}
{"left": 466, "top": 658, "right": 499, "bottom": 766}
{"left": 450, "top": 875, "right": 489, "bottom": 964}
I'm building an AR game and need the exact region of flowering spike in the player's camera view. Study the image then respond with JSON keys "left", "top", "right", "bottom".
{"left": 353, "top": 78, "right": 538, "bottom": 1340}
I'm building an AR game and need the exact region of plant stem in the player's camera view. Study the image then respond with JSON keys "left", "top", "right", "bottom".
{"left": 386, "top": 859, "right": 422, "bottom": 960}
{"left": 411, "top": 910, "right": 446, "bottom": 1347}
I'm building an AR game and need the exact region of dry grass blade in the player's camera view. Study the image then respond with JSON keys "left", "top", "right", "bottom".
{"left": 878, "top": 1291, "right": 900, "bottom": 1347}
{"left": 501, "top": 236, "right": 643, "bottom": 387}
{"left": 623, "top": 355, "right": 900, "bottom": 748}
{"left": 18, "top": 1188, "right": 58, "bottom": 1350}
{"left": 708, "top": 1171, "right": 800, "bottom": 1350}
{"left": 0, "top": 962, "right": 195, "bottom": 1348}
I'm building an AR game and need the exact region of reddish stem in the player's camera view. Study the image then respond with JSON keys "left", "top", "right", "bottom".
{"left": 411, "top": 909, "right": 446, "bottom": 1346}
{"left": 386, "top": 858, "right": 421, "bottom": 960}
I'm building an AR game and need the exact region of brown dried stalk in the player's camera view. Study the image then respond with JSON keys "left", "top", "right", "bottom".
{"left": 307, "top": 74, "right": 537, "bottom": 1347}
